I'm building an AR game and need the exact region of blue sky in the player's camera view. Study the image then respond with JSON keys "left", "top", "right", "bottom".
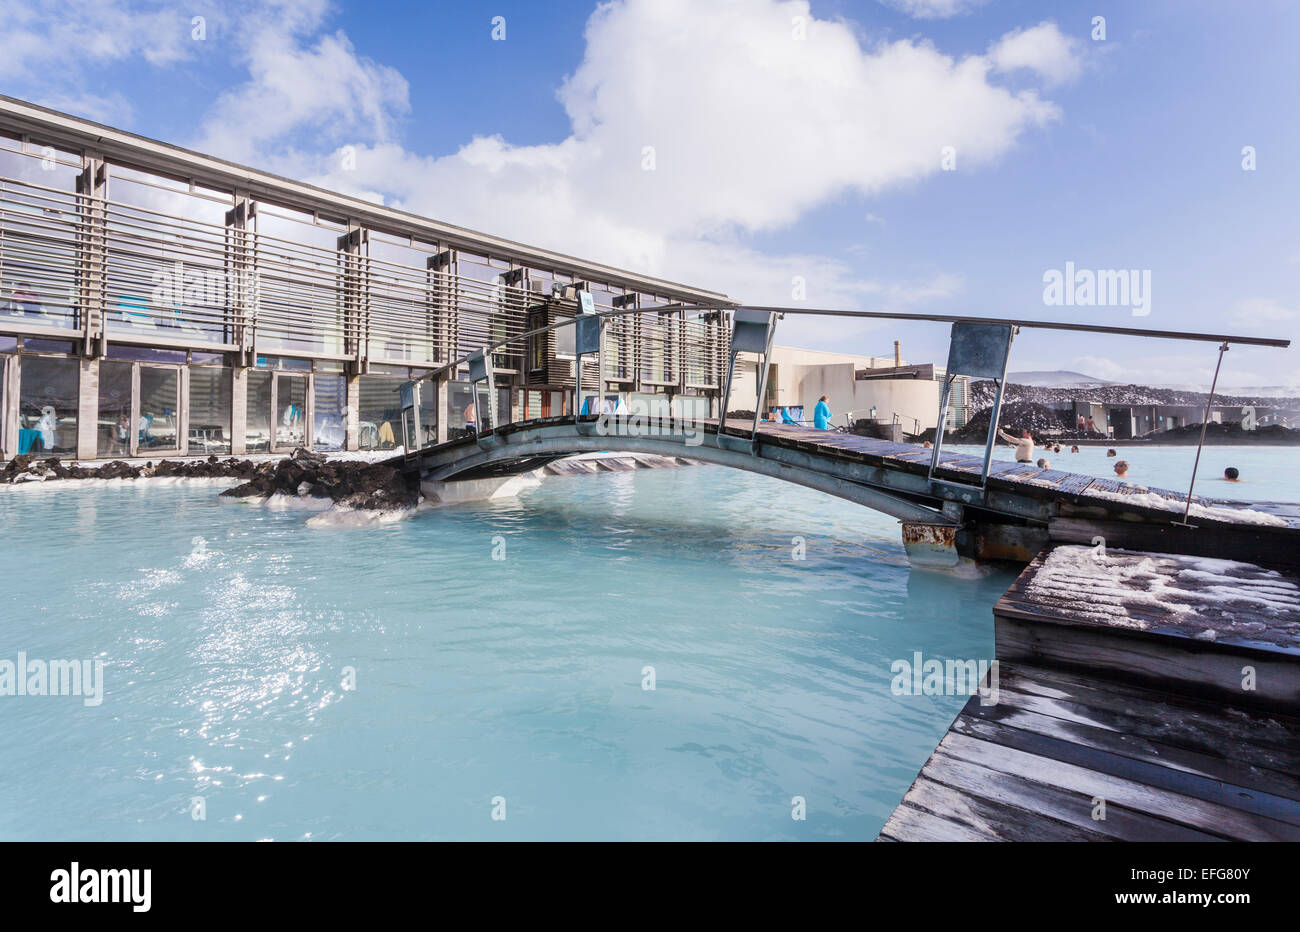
{"left": 2, "top": 0, "right": 1297, "bottom": 389}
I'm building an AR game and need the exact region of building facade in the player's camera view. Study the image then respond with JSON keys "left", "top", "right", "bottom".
{"left": 0, "top": 97, "right": 734, "bottom": 461}
{"left": 731, "top": 344, "right": 966, "bottom": 434}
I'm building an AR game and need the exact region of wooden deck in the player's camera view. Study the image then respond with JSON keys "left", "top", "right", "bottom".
{"left": 879, "top": 545, "right": 1300, "bottom": 841}
{"left": 742, "top": 420, "right": 1300, "bottom": 532}
{"left": 879, "top": 661, "right": 1300, "bottom": 841}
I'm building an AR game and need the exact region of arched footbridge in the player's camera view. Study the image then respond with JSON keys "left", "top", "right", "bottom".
{"left": 387, "top": 305, "right": 1299, "bottom": 568}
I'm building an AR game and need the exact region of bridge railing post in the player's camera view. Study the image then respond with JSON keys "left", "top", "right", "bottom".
{"left": 467, "top": 348, "right": 496, "bottom": 438}
{"left": 929, "top": 321, "right": 1016, "bottom": 490}
{"left": 717, "top": 309, "right": 776, "bottom": 451}
{"left": 572, "top": 288, "right": 601, "bottom": 419}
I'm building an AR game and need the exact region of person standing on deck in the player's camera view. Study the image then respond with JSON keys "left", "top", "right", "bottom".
{"left": 813, "top": 395, "right": 833, "bottom": 430}
{"left": 998, "top": 427, "right": 1035, "bottom": 463}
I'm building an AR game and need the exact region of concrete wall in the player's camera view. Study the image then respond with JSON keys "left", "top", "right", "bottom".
{"left": 728, "top": 345, "right": 941, "bottom": 432}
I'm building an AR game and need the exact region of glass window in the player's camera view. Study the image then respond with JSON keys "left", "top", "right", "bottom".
{"left": 23, "top": 339, "right": 76, "bottom": 355}
{"left": 254, "top": 205, "right": 345, "bottom": 358}
{"left": 104, "top": 168, "right": 232, "bottom": 344}
{"left": 358, "top": 377, "right": 401, "bottom": 450}
{"left": 189, "top": 366, "right": 232, "bottom": 455}
{"left": 97, "top": 360, "right": 132, "bottom": 457}
{"left": 106, "top": 345, "right": 187, "bottom": 363}
{"left": 417, "top": 381, "right": 437, "bottom": 447}
{"left": 18, "top": 355, "right": 78, "bottom": 457}
{"left": 246, "top": 369, "right": 272, "bottom": 453}
{"left": 0, "top": 172, "right": 80, "bottom": 330}
{"left": 0, "top": 147, "right": 80, "bottom": 189}
{"left": 312, "top": 373, "right": 347, "bottom": 451}
{"left": 274, "top": 374, "right": 306, "bottom": 448}
{"left": 447, "top": 381, "right": 475, "bottom": 440}
{"left": 138, "top": 366, "right": 179, "bottom": 450}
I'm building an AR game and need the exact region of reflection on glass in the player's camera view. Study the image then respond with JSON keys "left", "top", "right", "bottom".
{"left": 275, "top": 374, "right": 306, "bottom": 448}
{"left": 246, "top": 369, "right": 272, "bottom": 453}
{"left": 313, "top": 373, "right": 347, "bottom": 451}
{"left": 189, "top": 366, "right": 232, "bottom": 455}
{"left": 138, "top": 366, "right": 179, "bottom": 450}
{"left": 18, "top": 355, "right": 78, "bottom": 457}
{"left": 358, "top": 377, "right": 401, "bottom": 450}
{"left": 97, "top": 360, "right": 132, "bottom": 457}
{"left": 447, "top": 382, "right": 475, "bottom": 439}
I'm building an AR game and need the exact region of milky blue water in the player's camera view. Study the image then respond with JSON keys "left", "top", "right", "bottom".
{"left": 0, "top": 466, "right": 1017, "bottom": 841}
{"left": 951, "top": 442, "right": 1295, "bottom": 502}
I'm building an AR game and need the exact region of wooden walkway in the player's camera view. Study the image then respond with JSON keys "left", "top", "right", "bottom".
{"left": 743, "top": 420, "right": 1300, "bottom": 532}
{"left": 401, "top": 418, "right": 1300, "bottom": 564}
{"left": 879, "top": 544, "right": 1300, "bottom": 841}
{"left": 879, "top": 660, "right": 1300, "bottom": 841}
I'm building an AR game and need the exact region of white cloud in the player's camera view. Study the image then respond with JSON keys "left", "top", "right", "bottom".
{"left": 1231, "top": 297, "right": 1298, "bottom": 324}
{"left": 195, "top": 29, "right": 410, "bottom": 164}
{"left": 880, "top": 0, "right": 987, "bottom": 19}
{"left": 0, "top": 0, "right": 196, "bottom": 81}
{"left": 2, "top": 0, "right": 1082, "bottom": 353}
{"left": 989, "top": 22, "right": 1084, "bottom": 87}
{"left": 248, "top": 0, "right": 1069, "bottom": 348}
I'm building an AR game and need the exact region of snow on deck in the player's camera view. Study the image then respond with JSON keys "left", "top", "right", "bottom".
{"left": 1003, "top": 544, "right": 1300, "bottom": 651}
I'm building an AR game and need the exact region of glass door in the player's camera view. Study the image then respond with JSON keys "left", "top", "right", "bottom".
{"left": 137, "top": 365, "right": 180, "bottom": 454}
{"left": 272, "top": 373, "right": 307, "bottom": 450}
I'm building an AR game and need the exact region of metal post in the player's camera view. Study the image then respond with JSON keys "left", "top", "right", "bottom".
{"left": 750, "top": 315, "right": 777, "bottom": 440}
{"left": 573, "top": 289, "right": 599, "bottom": 417}
{"left": 1177, "top": 342, "right": 1228, "bottom": 525}
{"left": 928, "top": 375, "right": 953, "bottom": 472}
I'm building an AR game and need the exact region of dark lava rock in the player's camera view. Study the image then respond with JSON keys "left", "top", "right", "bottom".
{"left": 291, "top": 446, "right": 327, "bottom": 464}
{"left": 221, "top": 458, "right": 418, "bottom": 511}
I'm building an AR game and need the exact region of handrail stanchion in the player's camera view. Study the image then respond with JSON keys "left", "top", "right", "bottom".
{"left": 572, "top": 287, "right": 601, "bottom": 424}
{"left": 467, "top": 347, "right": 495, "bottom": 440}
{"left": 929, "top": 322, "right": 1016, "bottom": 491}
{"left": 399, "top": 379, "right": 420, "bottom": 460}
{"left": 1175, "top": 341, "right": 1229, "bottom": 527}
{"left": 716, "top": 308, "right": 775, "bottom": 452}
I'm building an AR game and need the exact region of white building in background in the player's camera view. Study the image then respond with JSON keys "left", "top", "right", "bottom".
{"left": 731, "top": 343, "right": 970, "bottom": 436}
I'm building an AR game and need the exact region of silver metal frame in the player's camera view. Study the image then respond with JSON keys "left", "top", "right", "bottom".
{"left": 929, "top": 322, "right": 1016, "bottom": 491}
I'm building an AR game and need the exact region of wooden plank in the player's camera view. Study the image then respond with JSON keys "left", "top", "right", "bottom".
{"left": 950, "top": 714, "right": 1300, "bottom": 826}
{"left": 936, "top": 730, "right": 1300, "bottom": 840}
{"left": 995, "top": 612, "right": 1300, "bottom": 714}
{"left": 1001, "top": 664, "right": 1300, "bottom": 760}
{"left": 965, "top": 691, "right": 1300, "bottom": 802}
{"left": 915, "top": 747, "right": 1220, "bottom": 842}
{"left": 899, "top": 774, "right": 1107, "bottom": 841}
{"left": 1048, "top": 516, "right": 1300, "bottom": 569}
{"left": 879, "top": 802, "right": 997, "bottom": 842}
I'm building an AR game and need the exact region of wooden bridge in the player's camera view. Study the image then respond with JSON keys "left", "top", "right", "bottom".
{"left": 396, "top": 414, "right": 1300, "bottom": 568}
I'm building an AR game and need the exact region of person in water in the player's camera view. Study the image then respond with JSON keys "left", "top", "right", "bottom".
{"left": 1070, "top": 445, "right": 1080, "bottom": 453}
{"left": 1224, "top": 467, "right": 1241, "bottom": 482}
{"left": 813, "top": 395, "right": 832, "bottom": 430}
{"left": 1106, "top": 448, "right": 1117, "bottom": 457}
{"left": 998, "top": 427, "right": 1035, "bottom": 463}
{"left": 1113, "top": 460, "right": 1129, "bottom": 478}
{"left": 1036, "top": 457, "right": 1050, "bottom": 469}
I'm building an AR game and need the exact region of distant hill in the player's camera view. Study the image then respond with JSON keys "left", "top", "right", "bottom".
{"left": 1005, "top": 370, "right": 1116, "bottom": 388}
{"left": 971, "top": 380, "right": 1300, "bottom": 410}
